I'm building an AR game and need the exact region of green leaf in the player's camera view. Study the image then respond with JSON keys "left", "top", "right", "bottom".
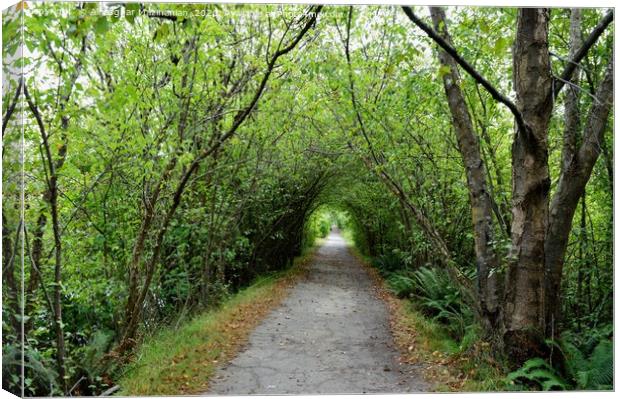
{"left": 438, "top": 65, "right": 451, "bottom": 79}
{"left": 154, "top": 23, "right": 170, "bottom": 41}
{"left": 493, "top": 37, "right": 511, "bottom": 56}
{"left": 94, "top": 17, "right": 109, "bottom": 35}
{"left": 125, "top": 3, "right": 140, "bottom": 24}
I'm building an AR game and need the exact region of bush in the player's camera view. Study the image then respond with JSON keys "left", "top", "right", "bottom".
{"left": 2, "top": 344, "right": 58, "bottom": 395}
{"left": 72, "top": 330, "right": 116, "bottom": 393}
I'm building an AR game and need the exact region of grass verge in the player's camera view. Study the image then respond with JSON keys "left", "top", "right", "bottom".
{"left": 348, "top": 246, "right": 506, "bottom": 392}
{"left": 116, "top": 250, "right": 315, "bottom": 395}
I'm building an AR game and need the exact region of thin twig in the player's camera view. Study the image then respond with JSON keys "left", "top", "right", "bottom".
{"left": 554, "top": 75, "right": 603, "bottom": 105}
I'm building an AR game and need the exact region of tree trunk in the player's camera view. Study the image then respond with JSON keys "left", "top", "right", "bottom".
{"left": 544, "top": 55, "right": 613, "bottom": 336}
{"left": 429, "top": 6, "right": 502, "bottom": 331}
{"left": 544, "top": 8, "right": 583, "bottom": 335}
{"left": 503, "top": 8, "right": 553, "bottom": 364}
{"left": 50, "top": 174, "right": 67, "bottom": 394}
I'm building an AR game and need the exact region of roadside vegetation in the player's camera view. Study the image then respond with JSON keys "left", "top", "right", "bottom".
{"left": 118, "top": 246, "right": 317, "bottom": 395}
{"left": 346, "top": 236, "right": 506, "bottom": 391}
{"left": 345, "top": 217, "right": 612, "bottom": 391}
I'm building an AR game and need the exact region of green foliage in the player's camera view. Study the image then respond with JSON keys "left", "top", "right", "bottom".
{"left": 507, "top": 337, "right": 613, "bottom": 391}
{"left": 386, "top": 272, "right": 417, "bottom": 298}
{"left": 2, "top": 344, "right": 58, "bottom": 395}
{"left": 507, "top": 358, "right": 569, "bottom": 391}
{"left": 73, "top": 330, "right": 116, "bottom": 390}
{"left": 304, "top": 208, "right": 335, "bottom": 248}
{"left": 410, "top": 267, "right": 473, "bottom": 340}
{"left": 459, "top": 323, "right": 483, "bottom": 353}
{"left": 560, "top": 336, "right": 613, "bottom": 390}
{"left": 372, "top": 252, "right": 407, "bottom": 277}
{"left": 372, "top": 256, "right": 474, "bottom": 343}
{"left": 583, "top": 340, "right": 613, "bottom": 389}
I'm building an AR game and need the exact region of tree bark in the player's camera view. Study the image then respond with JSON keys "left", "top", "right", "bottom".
{"left": 544, "top": 55, "right": 613, "bottom": 336}
{"left": 401, "top": 5, "right": 613, "bottom": 362}
{"left": 429, "top": 6, "right": 502, "bottom": 331}
{"left": 503, "top": 8, "right": 553, "bottom": 364}
{"left": 545, "top": 8, "right": 582, "bottom": 335}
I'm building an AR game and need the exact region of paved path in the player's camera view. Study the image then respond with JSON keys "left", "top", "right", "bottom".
{"left": 207, "top": 231, "right": 428, "bottom": 394}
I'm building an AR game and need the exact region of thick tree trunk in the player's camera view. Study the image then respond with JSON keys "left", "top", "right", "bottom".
{"left": 503, "top": 8, "right": 553, "bottom": 364}
{"left": 429, "top": 6, "right": 502, "bottom": 331}
{"left": 401, "top": 6, "right": 612, "bottom": 362}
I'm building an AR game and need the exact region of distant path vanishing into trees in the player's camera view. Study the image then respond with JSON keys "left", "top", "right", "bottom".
{"left": 207, "top": 231, "right": 429, "bottom": 394}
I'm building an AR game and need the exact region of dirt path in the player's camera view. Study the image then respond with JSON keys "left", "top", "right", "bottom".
{"left": 206, "top": 231, "right": 429, "bottom": 394}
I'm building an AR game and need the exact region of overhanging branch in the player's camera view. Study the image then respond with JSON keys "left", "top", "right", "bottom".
{"left": 402, "top": 6, "right": 527, "bottom": 133}
{"left": 553, "top": 10, "right": 613, "bottom": 98}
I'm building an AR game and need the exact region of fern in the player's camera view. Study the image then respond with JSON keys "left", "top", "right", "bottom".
{"left": 559, "top": 338, "right": 588, "bottom": 383}
{"left": 79, "top": 329, "right": 115, "bottom": 378}
{"left": 510, "top": 338, "right": 614, "bottom": 391}
{"left": 581, "top": 340, "right": 613, "bottom": 389}
{"left": 408, "top": 266, "right": 473, "bottom": 339}
{"left": 372, "top": 252, "right": 405, "bottom": 276}
{"left": 557, "top": 333, "right": 613, "bottom": 390}
{"left": 2, "top": 344, "right": 57, "bottom": 394}
{"left": 386, "top": 273, "right": 416, "bottom": 298}
{"left": 507, "top": 358, "right": 568, "bottom": 391}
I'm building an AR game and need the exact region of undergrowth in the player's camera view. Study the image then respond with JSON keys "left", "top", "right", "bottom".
{"left": 506, "top": 326, "right": 613, "bottom": 391}
{"left": 116, "top": 250, "right": 313, "bottom": 395}
{"left": 359, "top": 250, "right": 506, "bottom": 391}
{"left": 362, "top": 248, "right": 613, "bottom": 392}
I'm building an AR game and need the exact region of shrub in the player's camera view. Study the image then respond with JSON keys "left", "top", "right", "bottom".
{"left": 2, "top": 344, "right": 58, "bottom": 395}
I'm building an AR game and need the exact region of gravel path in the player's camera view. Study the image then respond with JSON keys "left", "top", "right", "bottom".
{"left": 206, "top": 231, "right": 429, "bottom": 395}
